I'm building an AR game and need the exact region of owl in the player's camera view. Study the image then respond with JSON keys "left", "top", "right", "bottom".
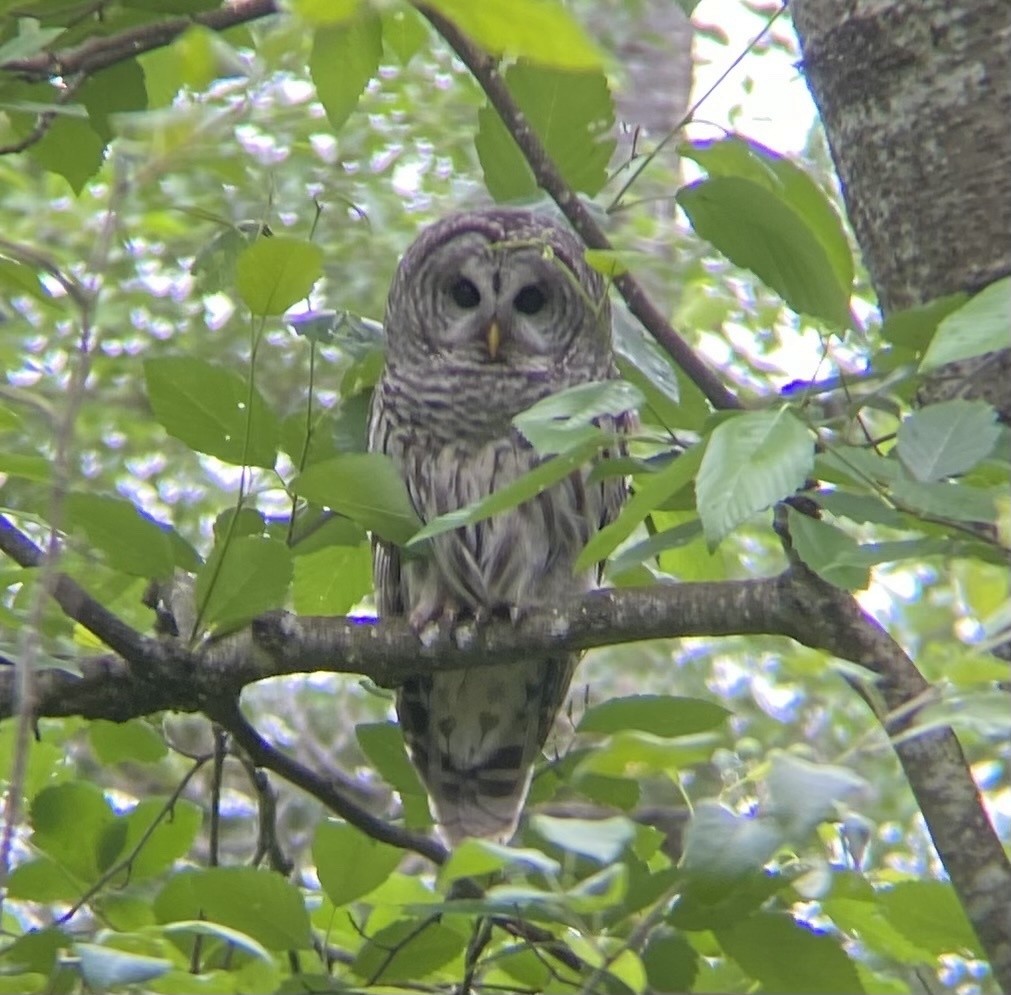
{"left": 367, "top": 208, "right": 630, "bottom": 844}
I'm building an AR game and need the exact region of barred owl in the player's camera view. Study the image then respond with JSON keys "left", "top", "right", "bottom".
{"left": 368, "top": 208, "right": 630, "bottom": 844}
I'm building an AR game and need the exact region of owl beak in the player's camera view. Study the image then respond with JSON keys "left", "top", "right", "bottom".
{"left": 486, "top": 319, "right": 502, "bottom": 360}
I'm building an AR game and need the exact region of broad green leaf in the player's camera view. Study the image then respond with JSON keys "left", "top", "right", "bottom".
{"left": 89, "top": 719, "right": 167, "bottom": 764}
{"left": 409, "top": 438, "right": 600, "bottom": 546}
{"left": 143, "top": 356, "right": 280, "bottom": 468}
{"left": 425, "top": 0, "right": 602, "bottom": 69}
{"left": 476, "top": 61, "right": 614, "bottom": 201}
{"left": 64, "top": 493, "right": 175, "bottom": 579}
{"left": 292, "top": 453, "right": 422, "bottom": 545}
{"left": 382, "top": 6, "right": 429, "bottom": 65}
{"left": 153, "top": 867, "right": 311, "bottom": 950}
{"left": 716, "top": 912, "right": 864, "bottom": 994}
{"left": 564, "top": 863, "right": 628, "bottom": 913}
{"left": 312, "top": 820, "right": 404, "bottom": 905}
{"left": 813, "top": 490, "right": 907, "bottom": 529}
{"left": 80, "top": 60, "right": 148, "bottom": 141}
{"left": 28, "top": 116, "right": 105, "bottom": 195}
{"left": 920, "top": 277, "right": 1011, "bottom": 371}
{"left": 440, "top": 839, "right": 560, "bottom": 885}
{"left": 513, "top": 380, "right": 641, "bottom": 456}
{"left": 824, "top": 896, "right": 933, "bottom": 965}
{"left": 613, "top": 311, "right": 682, "bottom": 428}
{"left": 896, "top": 399, "right": 1000, "bottom": 481}
{"left": 578, "top": 694, "right": 729, "bottom": 737}
{"left": 879, "top": 293, "right": 967, "bottom": 351}
{"left": 788, "top": 509, "right": 870, "bottom": 590}
{"left": 877, "top": 880, "right": 980, "bottom": 956}
{"left": 678, "top": 176, "right": 850, "bottom": 326}
{"left": 162, "top": 921, "right": 273, "bottom": 963}
{"left": 5, "top": 856, "right": 84, "bottom": 902}
{"left": 681, "top": 137, "right": 854, "bottom": 296}
{"left": 355, "top": 722, "right": 430, "bottom": 827}
{"left": 530, "top": 814, "right": 635, "bottom": 863}
{"left": 291, "top": 0, "right": 359, "bottom": 25}
{"left": 118, "top": 798, "right": 203, "bottom": 881}
{"left": 607, "top": 518, "right": 703, "bottom": 577}
{"left": 195, "top": 536, "right": 292, "bottom": 635}
{"left": 584, "top": 248, "right": 644, "bottom": 277}
{"left": 190, "top": 225, "right": 255, "bottom": 294}
{"left": 574, "top": 731, "right": 708, "bottom": 779}
{"left": 30, "top": 782, "right": 114, "bottom": 881}
{"left": 0, "top": 926, "right": 67, "bottom": 975}
{"left": 292, "top": 542, "right": 371, "bottom": 615}
{"left": 310, "top": 12, "right": 382, "bottom": 133}
{"left": 0, "top": 453, "right": 51, "bottom": 482}
{"left": 352, "top": 919, "right": 466, "bottom": 983}
{"left": 235, "top": 235, "right": 324, "bottom": 316}
{"left": 643, "top": 929, "right": 699, "bottom": 994}
{"left": 766, "top": 751, "right": 867, "bottom": 841}
{"left": 889, "top": 477, "right": 997, "bottom": 523}
{"left": 75, "top": 945, "right": 172, "bottom": 991}
{"left": 574, "top": 444, "right": 703, "bottom": 571}
{"left": 696, "top": 408, "right": 814, "bottom": 547}
{"left": 679, "top": 802, "right": 782, "bottom": 887}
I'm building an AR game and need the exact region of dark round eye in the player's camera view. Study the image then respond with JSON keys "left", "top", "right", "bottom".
{"left": 449, "top": 277, "right": 481, "bottom": 309}
{"left": 514, "top": 284, "right": 547, "bottom": 315}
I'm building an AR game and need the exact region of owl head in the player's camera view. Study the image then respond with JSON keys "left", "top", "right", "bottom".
{"left": 383, "top": 209, "right": 613, "bottom": 377}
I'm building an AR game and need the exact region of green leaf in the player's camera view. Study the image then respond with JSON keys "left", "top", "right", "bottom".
{"left": 6, "top": 856, "right": 84, "bottom": 902}
{"left": 574, "top": 444, "right": 704, "bottom": 571}
{"left": 563, "top": 863, "right": 628, "bottom": 914}
{"left": 382, "top": 6, "right": 428, "bottom": 65}
{"left": 578, "top": 694, "right": 729, "bottom": 737}
{"left": 696, "top": 408, "right": 814, "bottom": 547}
{"left": 513, "top": 380, "right": 641, "bottom": 456}
{"left": 681, "top": 137, "right": 854, "bottom": 297}
{"left": 292, "top": 542, "right": 371, "bottom": 615}
{"left": 291, "top": 0, "right": 360, "bottom": 25}
{"left": 153, "top": 867, "right": 311, "bottom": 950}
{"left": 75, "top": 944, "right": 172, "bottom": 991}
{"left": 788, "top": 510, "right": 870, "bottom": 590}
{"left": 64, "top": 493, "right": 175, "bottom": 579}
{"left": 889, "top": 477, "right": 997, "bottom": 523}
{"left": 766, "top": 751, "right": 867, "bottom": 840}
{"left": 920, "top": 276, "right": 1011, "bottom": 371}
{"left": 879, "top": 293, "right": 968, "bottom": 352}
{"left": 292, "top": 453, "right": 422, "bottom": 545}
{"left": 0, "top": 453, "right": 52, "bottom": 483}
{"left": 896, "top": 399, "right": 1000, "bottom": 481}
{"left": 118, "top": 798, "right": 203, "bottom": 881}
{"left": 352, "top": 919, "right": 466, "bottom": 983}
{"left": 877, "top": 880, "right": 980, "bottom": 956}
{"left": 439, "top": 838, "right": 560, "bottom": 885}
{"left": 476, "top": 61, "right": 614, "bottom": 201}
{"left": 677, "top": 176, "right": 850, "bottom": 326}
{"left": 680, "top": 802, "right": 782, "bottom": 888}
{"left": 30, "top": 782, "right": 114, "bottom": 882}
{"left": 162, "top": 920, "right": 274, "bottom": 963}
{"left": 80, "top": 60, "right": 148, "bottom": 141}
{"left": 235, "top": 235, "right": 324, "bottom": 316}
{"left": 195, "top": 536, "right": 292, "bottom": 635}
{"left": 716, "top": 912, "right": 864, "bottom": 993}
{"left": 312, "top": 820, "right": 404, "bottom": 905}
{"left": 607, "top": 518, "right": 703, "bottom": 577}
{"left": 529, "top": 814, "right": 635, "bottom": 863}
{"left": 643, "top": 929, "right": 699, "bottom": 995}
{"left": 355, "top": 722, "right": 430, "bottom": 827}
{"left": 425, "top": 0, "right": 602, "bottom": 69}
{"left": 144, "top": 356, "right": 280, "bottom": 468}
{"left": 28, "top": 116, "right": 105, "bottom": 195}
{"left": 309, "top": 12, "right": 382, "bottom": 133}
{"left": 89, "top": 719, "right": 167, "bottom": 764}
{"left": 408, "top": 438, "right": 600, "bottom": 546}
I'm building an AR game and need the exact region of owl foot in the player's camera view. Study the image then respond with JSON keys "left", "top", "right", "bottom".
{"left": 408, "top": 599, "right": 461, "bottom": 636}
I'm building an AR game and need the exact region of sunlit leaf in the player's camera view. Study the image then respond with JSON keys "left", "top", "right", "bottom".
{"left": 310, "top": 12, "right": 382, "bottom": 132}
{"left": 920, "top": 277, "right": 1011, "bottom": 371}
{"left": 89, "top": 719, "right": 167, "bottom": 764}
{"left": 352, "top": 919, "right": 465, "bottom": 983}
{"left": 530, "top": 814, "right": 635, "bottom": 863}
{"left": 440, "top": 838, "right": 560, "bottom": 885}
{"left": 235, "top": 235, "right": 323, "bottom": 316}
{"left": 75, "top": 944, "right": 172, "bottom": 990}
{"left": 578, "top": 694, "right": 730, "bottom": 737}
{"left": 292, "top": 453, "right": 422, "bottom": 545}
{"left": 788, "top": 510, "right": 870, "bottom": 590}
{"left": 292, "top": 542, "right": 371, "bottom": 615}
{"left": 696, "top": 408, "right": 813, "bottom": 547}
{"left": 144, "top": 356, "right": 280, "bottom": 468}
{"left": 766, "top": 751, "right": 867, "bottom": 841}
{"left": 313, "top": 821, "right": 404, "bottom": 905}
{"left": 896, "top": 399, "right": 1000, "bottom": 481}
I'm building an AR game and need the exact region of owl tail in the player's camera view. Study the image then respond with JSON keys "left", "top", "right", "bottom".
{"left": 397, "top": 656, "right": 575, "bottom": 845}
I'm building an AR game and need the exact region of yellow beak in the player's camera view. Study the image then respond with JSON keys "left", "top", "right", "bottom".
{"left": 486, "top": 320, "right": 501, "bottom": 360}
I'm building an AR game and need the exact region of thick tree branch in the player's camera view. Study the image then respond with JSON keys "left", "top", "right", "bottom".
{"left": 1, "top": 0, "right": 280, "bottom": 83}
{"left": 416, "top": 4, "right": 739, "bottom": 413}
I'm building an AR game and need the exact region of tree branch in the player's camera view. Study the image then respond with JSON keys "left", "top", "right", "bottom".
{"left": 1, "top": 0, "right": 281, "bottom": 83}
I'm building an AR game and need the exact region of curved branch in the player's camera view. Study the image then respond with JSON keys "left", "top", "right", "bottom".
{"left": 1, "top": 0, "right": 280, "bottom": 83}
{"left": 417, "top": 3, "right": 739, "bottom": 413}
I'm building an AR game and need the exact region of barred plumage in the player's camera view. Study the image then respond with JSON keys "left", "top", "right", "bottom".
{"left": 368, "top": 209, "right": 630, "bottom": 844}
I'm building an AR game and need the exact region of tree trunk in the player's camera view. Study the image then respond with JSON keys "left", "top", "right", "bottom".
{"left": 791, "top": 0, "right": 1011, "bottom": 418}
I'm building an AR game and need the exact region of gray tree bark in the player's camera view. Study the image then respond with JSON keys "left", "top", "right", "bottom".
{"left": 792, "top": 0, "right": 1011, "bottom": 418}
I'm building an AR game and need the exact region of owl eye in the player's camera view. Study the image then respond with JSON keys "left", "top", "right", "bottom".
{"left": 514, "top": 284, "right": 547, "bottom": 315}
{"left": 450, "top": 277, "right": 481, "bottom": 309}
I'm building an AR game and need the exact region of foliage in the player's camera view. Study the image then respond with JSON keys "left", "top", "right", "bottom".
{"left": 0, "top": 1, "right": 1008, "bottom": 993}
